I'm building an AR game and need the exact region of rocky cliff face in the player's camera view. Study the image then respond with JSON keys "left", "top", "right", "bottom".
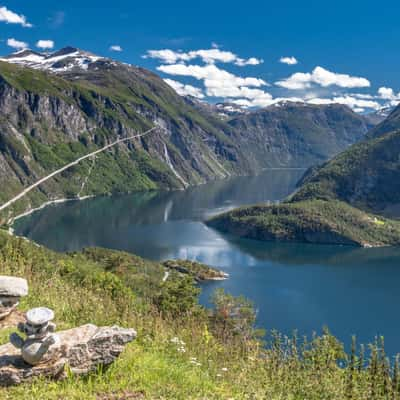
{"left": 0, "top": 53, "right": 249, "bottom": 217}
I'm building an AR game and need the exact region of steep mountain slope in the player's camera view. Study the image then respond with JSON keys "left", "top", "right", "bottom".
{"left": 0, "top": 49, "right": 249, "bottom": 218}
{"left": 227, "top": 102, "right": 374, "bottom": 168}
{"left": 0, "top": 47, "right": 379, "bottom": 219}
{"left": 209, "top": 130, "right": 400, "bottom": 247}
{"left": 292, "top": 130, "right": 400, "bottom": 215}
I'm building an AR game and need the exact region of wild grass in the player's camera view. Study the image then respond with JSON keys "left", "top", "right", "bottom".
{"left": 0, "top": 231, "right": 400, "bottom": 399}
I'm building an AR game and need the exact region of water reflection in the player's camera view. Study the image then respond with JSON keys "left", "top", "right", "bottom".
{"left": 14, "top": 169, "right": 303, "bottom": 254}
{"left": 13, "top": 169, "right": 400, "bottom": 355}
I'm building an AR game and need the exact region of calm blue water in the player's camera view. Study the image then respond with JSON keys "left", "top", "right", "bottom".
{"left": 13, "top": 169, "right": 400, "bottom": 356}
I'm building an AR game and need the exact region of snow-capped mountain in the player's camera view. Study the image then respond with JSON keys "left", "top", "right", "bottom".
{"left": 375, "top": 105, "right": 395, "bottom": 118}
{"left": 0, "top": 47, "right": 106, "bottom": 73}
{"left": 364, "top": 105, "right": 396, "bottom": 125}
{"left": 213, "top": 102, "right": 249, "bottom": 118}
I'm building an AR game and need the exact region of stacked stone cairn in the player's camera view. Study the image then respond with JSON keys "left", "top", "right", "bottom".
{"left": 0, "top": 276, "right": 28, "bottom": 320}
{"left": 0, "top": 275, "right": 136, "bottom": 385}
{"left": 10, "top": 307, "right": 60, "bottom": 366}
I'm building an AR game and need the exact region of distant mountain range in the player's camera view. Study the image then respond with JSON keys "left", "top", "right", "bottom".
{"left": 0, "top": 47, "right": 383, "bottom": 216}
{"left": 226, "top": 101, "right": 375, "bottom": 168}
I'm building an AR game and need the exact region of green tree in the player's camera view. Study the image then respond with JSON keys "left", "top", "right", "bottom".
{"left": 155, "top": 275, "right": 200, "bottom": 315}
{"left": 210, "top": 288, "right": 262, "bottom": 343}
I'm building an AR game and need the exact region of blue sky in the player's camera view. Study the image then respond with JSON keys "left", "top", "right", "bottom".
{"left": 1, "top": 0, "right": 400, "bottom": 112}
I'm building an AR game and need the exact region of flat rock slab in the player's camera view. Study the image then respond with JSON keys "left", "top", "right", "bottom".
{"left": 0, "top": 324, "right": 136, "bottom": 386}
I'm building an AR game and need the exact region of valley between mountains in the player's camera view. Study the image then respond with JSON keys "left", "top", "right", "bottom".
{"left": 0, "top": 47, "right": 381, "bottom": 221}
{"left": 1, "top": 44, "right": 400, "bottom": 400}
{"left": 1, "top": 47, "right": 400, "bottom": 248}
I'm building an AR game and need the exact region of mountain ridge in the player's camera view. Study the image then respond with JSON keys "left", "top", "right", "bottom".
{"left": 0, "top": 47, "right": 380, "bottom": 218}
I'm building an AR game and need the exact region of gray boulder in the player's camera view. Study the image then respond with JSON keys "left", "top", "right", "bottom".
{"left": 0, "top": 276, "right": 28, "bottom": 320}
{"left": 0, "top": 324, "right": 136, "bottom": 386}
{"left": 0, "top": 276, "right": 28, "bottom": 297}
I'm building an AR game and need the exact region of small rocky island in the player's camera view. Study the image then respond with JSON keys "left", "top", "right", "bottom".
{"left": 162, "top": 259, "right": 229, "bottom": 281}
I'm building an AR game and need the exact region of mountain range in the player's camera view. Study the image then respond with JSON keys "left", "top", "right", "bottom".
{"left": 0, "top": 47, "right": 383, "bottom": 217}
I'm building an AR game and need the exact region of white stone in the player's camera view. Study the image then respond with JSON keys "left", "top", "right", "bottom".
{"left": 0, "top": 276, "right": 28, "bottom": 297}
{"left": 26, "top": 307, "right": 54, "bottom": 325}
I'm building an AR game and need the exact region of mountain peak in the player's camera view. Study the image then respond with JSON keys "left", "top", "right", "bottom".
{"left": 0, "top": 46, "right": 105, "bottom": 73}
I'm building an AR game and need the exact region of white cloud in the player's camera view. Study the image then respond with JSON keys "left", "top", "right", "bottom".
{"left": 0, "top": 6, "right": 32, "bottom": 27}
{"left": 377, "top": 87, "right": 400, "bottom": 107}
{"left": 308, "top": 95, "right": 380, "bottom": 110}
{"left": 378, "top": 87, "right": 398, "bottom": 100}
{"left": 157, "top": 63, "right": 270, "bottom": 102}
{"left": 276, "top": 66, "right": 370, "bottom": 90}
{"left": 234, "top": 94, "right": 381, "bottom": 112}
{"left": 36, "top": 40, "right": 54, "bottom": 49}
{"left": 158, "top": 63, "right": 266, "bottom": 87}
{"left": 158, "top": 63, "right": 274, "bottom": 106}
{"left": 231, "top": 96, "right": 304, "bottom": 108}
{"left": 164, "top": 78, "right": 204, "bottom": 99}
{"left": 276, "top": 72, "right": 311, "bottom": 90}
{"left": 351, "top": 93, "right": 374, "bottom": 100}
{"left": 7, "top": 38, "right": 28, "bottom": 50}
{"left": 145, "top": 49, "right": 189, "bottom": 64}
{"left": 235, "top": 57, "right": 263, "bottom": 66}
{"left": 280, "top": 56, "right": 298, "bottom": 65}
{"left": 148, "top": 45, "right": 387, "bottom": 113}
{"left": 191, "top": 49, "right": 239, "bottom": 64}
{"left": 144, "top": 48, "right": 263, "bottom": 66}
{"left": 110, "top": 45, "right": 123, "bottom": 52}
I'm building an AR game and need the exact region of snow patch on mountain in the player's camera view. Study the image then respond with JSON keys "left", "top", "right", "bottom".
{"left": 0, "top": 47, "right": 104, "bottom": 72}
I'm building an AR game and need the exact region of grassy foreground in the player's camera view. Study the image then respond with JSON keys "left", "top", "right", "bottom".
{"left": 0, "top": 230, "right": 399, "bottom": 399}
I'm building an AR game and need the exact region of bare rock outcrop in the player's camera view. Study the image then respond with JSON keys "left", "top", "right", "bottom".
{"left": 0, "top": 324, "right": 136, "bottom": 386}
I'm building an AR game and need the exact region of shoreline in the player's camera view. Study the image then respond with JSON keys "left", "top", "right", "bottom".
{"left": 6, "top": 167, "right": 305, "bottom": 228}
{"left": 8, "top": 195, "right": 94, "bottom": 232}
